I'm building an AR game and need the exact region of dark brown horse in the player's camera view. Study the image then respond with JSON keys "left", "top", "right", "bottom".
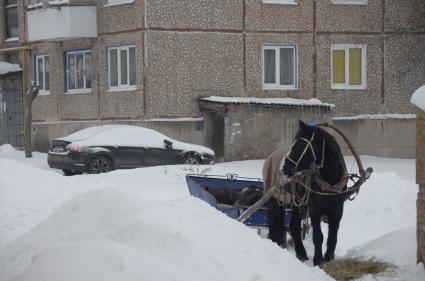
{"left": 263, "top": 120, "right": 349, "bottom": 266}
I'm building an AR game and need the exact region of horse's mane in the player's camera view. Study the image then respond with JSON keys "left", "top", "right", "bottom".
{"left": 316, "top": 126, "right": 347, "bottom": 185}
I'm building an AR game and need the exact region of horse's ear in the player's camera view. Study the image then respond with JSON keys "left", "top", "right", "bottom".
{"left": 299, "top": 120, "right": 307, "bottom": 130}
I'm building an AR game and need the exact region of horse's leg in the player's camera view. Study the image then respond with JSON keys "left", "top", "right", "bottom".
{"left": 290, "top": 207, "right": 308, "bottom": 261}
{"left": 324, "top": 202, "right": 344, "bottom": 262}
{"left": 267, "top": 198, "right": 285, "bottom": 247}
{"left": 311, "top": 211, "right": 324, "bottom": 266}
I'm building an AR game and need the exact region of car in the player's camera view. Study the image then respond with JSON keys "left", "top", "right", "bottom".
{"left": 47, "top": 125, "right": 215, "bottom": 175}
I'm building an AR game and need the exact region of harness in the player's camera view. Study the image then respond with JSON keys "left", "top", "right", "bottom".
{"left": 237, "top": 123, "right": 373, "bottom": 224}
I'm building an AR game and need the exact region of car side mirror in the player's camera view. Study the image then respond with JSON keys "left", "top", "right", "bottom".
{"left": 164, "top": 139, "right": 173, "bottom": 149}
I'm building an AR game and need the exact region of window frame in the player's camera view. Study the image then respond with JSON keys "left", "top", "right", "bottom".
{"left": 331, "top": 44, "right": 367, "bottom": 90}
{"left": 330, "top": 0, "right": 368, "bottom": 5}
{"left": 34, "top": 54, "right": 50, "bottom": 95}
{"left": 5, "top": 0, "right": 19, "bottom": 39}
{"left": 262, "top": 0, "right": 298, "bottom": 5}
{"left": 64, "top": 49, "right": 92, "bottom": 94}
{"left": 262, "top": 45, "right": 298, "bottom": 91}
{"left": 107, "top": 45, "right": 137, "bottom": 92}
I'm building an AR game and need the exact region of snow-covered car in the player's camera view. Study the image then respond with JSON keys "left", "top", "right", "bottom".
{"left": 47, "top": 125, "right": 215, "bottom": 175}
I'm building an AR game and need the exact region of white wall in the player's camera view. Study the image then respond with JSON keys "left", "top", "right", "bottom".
{"left": 28, "top": 6, "right": 97, "bottom": 41}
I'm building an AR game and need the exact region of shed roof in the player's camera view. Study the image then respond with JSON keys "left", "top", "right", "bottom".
{"left": 200, "top": 96, "right": 335, "bottom": 108}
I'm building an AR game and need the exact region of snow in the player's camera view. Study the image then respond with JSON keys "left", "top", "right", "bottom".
{"left": 146, "top": 117, "right": 204, "bottom": 122}
{"left": 56, "top": 125, "right": 214, "bottom": 155}
{"left": 0, "top": 145, "right": 423, "bottom": 281}
{"left": 333, "top": 114, "right": 416, "bottom": 120}
{"left": 0, "top": 62, "right": 22, "bottom": 75}
{"left": 201, "top": 96, "right": 335, "bottom": 108}
{"left": 411, "top": 85, "right": 425, "bottom": 112}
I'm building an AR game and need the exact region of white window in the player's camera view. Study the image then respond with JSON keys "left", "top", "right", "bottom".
{"left": 105, "top": 0, "right": 135, "bottom": 7}
{"left": 262, "top": 45, "right": 298, "bottom": 90}
{"left": 107, "top": 45, "right": 136, "bottom": 91}
{"left": 65, "top": 50, "right": 92, "bottom": 93}
{"left": 331, "top": 44, "right": 366, "bottom": 90}
{"left": 35, "top": 54, "right": 49, "bottom": 94}
{"left": 330, "top": 0, "right": 367, "bottom": 5}
{"left": 262, "top": 0, "right": 297, "bottom": 5}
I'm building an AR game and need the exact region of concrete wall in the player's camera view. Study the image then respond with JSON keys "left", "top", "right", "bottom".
{"left": 416, "top": 109, "right": 425, "bottom": 264}
{"left": 333, "top": 117, "right": 416, "bottom": 158}
{"left": 31, "top": 119, "right": 205, "bottom": 152}
{"left": 201, "top": 102, "right": 333, "bottom": 162}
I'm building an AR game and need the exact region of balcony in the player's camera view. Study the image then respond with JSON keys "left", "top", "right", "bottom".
{"left": 27, "top": 0, "right": 97, "bottom": 42}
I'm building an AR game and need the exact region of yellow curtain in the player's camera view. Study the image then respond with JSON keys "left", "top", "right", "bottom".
{"left": 332, "top": 50, "right": 345, "bottom": 84}
{"left": 349, "top": 48, "right": 362, "bottom": 85}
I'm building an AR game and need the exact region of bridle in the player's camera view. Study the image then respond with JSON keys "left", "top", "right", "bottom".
{"left": 284, "top": 130, "right": 325, "bottom": 175}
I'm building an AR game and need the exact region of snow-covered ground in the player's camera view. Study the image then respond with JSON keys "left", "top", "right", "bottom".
{"left": 0, "top": 144, "right": 424, "bottom": 281}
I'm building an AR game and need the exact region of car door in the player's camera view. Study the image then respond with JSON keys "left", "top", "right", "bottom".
{"left": 114, "top": 146, "right": 144, "bottom": 168}
{"left": 143, "top": 141, "right": 181, "bottom": 166}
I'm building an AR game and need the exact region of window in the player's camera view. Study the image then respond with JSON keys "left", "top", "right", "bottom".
{"left": 5, "top": 0, "right": 18, "bottom": 39}
{"left": 330, "top": 0, "right": 367, "bottom": 5}
{"left": 262, "top": 45, "right": 297, "bottom": 90}
{"left": 65, "top": 50, "right": 92, "bottom": 93}
{"left": 262, "top": 0, "right": 297, "bottom": 4}
{"left": 331, "top": 44, "right": 366, "bottom": 90}
{"left": 107, "top": 45, "right": 136, "bottom": 90}
{"left": 35, "top": 55, "right": 50, "bottom": 93}
{"left": 105, "top": 0, "right": 135, "bottom": 7}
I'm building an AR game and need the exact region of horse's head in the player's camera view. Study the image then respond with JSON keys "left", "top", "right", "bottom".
{"left": 282, "top": 120, "right": 325, "bottom": 177}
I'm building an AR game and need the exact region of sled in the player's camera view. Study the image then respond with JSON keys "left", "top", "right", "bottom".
{"left": 185, "top": 173, "right": 292, "bottom": 230}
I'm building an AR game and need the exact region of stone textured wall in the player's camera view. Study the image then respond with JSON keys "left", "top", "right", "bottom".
{"left": 417, "top": 109, "right": 425, "bottom": 264}
{"left": 97, "top": 31, "right": 145, "bottom": 119}
{"left": 98, "top": 0, "right": 144, "bottom": 34}
{"left": 316, "top": 34, "right": 383, "bottom": 115}
{"left": 317, "top": 0, "right": 382, "bottom": 32}
{"left": 146, "top": 31, "right": 243, "bottom": 117}
{"left": 147, "top": 0, "right": 243, "bottom": 29}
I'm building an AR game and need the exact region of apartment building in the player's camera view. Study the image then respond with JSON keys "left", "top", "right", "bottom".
{"left": 1, "top": 0, "right": 424, "bottom": 159}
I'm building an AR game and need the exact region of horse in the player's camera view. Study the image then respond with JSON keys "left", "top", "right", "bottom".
{"left": 263, "top": 120, "right": 349, "bottom": 266}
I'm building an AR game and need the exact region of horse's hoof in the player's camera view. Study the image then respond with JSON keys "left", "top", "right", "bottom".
{"left": 324, "top": 253, "right": 334, "bottom": 262}
{"left": 296, "top": 254, "right": 309, "bottom": 262}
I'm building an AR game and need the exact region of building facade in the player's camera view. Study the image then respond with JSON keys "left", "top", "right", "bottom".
{"left": 1, "top": 0, "right": 424, "bottom": 159}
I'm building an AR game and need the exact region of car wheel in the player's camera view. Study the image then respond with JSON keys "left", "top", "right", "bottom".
{"left": 62, "top": 169, "right": 83, "bottom": 176}
{"left": 88, "top": 156, "right": 113, "bottom": 174}
{"left": 183, "top": 154, "right": 201, "bottom": 165}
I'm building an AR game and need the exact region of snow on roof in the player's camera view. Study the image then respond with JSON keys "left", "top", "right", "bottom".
{"left": 411, "top": 85, "right": 425, "bottom": 112}
{"left": 333, "top": 113, "right": 416, "bottom": 121}
{"left": 0, "top": 62, "right": 22, "bottom": 75}
{"left": 146, "top": 117, "right": 203, "bottom": 122}
{"left": 201, "top": 96, "right": 335, "bottom": 108}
